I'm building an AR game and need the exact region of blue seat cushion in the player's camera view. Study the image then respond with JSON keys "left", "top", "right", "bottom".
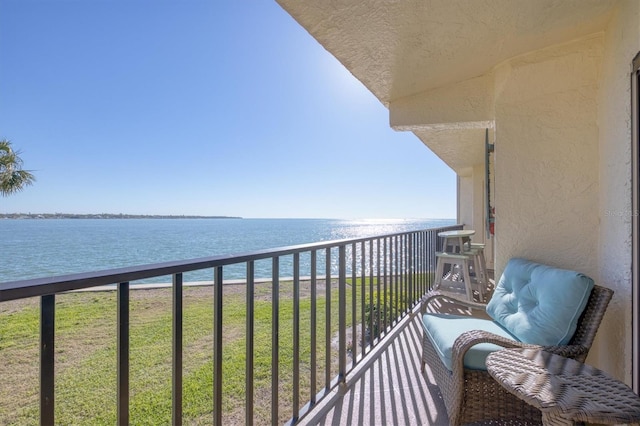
{"left": 486, "top": 258, "right": 594, "bottom": 346}
{"left": 422, "top": 313, "right": 519, "bottom": 371}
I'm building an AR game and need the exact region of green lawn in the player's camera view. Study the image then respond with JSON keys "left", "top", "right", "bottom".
{"left": 0, "top": 275, "right": 427, "bottom": 425}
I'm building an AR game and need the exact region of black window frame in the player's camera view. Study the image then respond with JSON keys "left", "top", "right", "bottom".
{"left": 632, "top": 51, "right": 640, "bottom": 393}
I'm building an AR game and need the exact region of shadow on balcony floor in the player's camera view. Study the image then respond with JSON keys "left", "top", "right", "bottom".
{"left": 299, "top": 272, "right": 496, "bottom": 426}
{"left": 301, "top": 314, "right": 449, "bottom": 425}
{"left": 298, "top": 312, "right": 448, "bottom": 425}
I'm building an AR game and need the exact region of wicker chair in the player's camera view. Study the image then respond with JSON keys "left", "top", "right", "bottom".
{"left": 421, "top": 277, "right": 613, "bottom": 425}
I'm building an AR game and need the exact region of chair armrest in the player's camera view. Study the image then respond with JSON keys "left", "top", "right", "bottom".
{"left": 452, "top": 330, "right": 540, "bottom": 360}
{"left": 450, "top": 330, "right": 590, "bottom": 378}
{"left": 421, "top": 290, "right": 488, "bottom": 314}
{"left": 536, "top": 344, "right": 589, "bottom": 361}
{"left": 450, "top": 330, "right": 542, "bottom": 381}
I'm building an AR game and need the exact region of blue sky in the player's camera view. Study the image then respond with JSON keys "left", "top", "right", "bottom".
{"left": 0, "top": 1, "right": 456, "bottom": 219}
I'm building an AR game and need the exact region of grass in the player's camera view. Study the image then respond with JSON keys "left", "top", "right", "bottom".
{"left": 0, "top": 275, "right": 429, "bottom": 425}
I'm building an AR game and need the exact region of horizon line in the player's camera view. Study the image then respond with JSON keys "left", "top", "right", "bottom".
{"left": 0, "top": 212, "right": 456, "bottom": 221}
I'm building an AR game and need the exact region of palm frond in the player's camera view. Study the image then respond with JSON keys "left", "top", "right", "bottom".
{"left": 0, "top": 139, "right": 36, "bottom": 196}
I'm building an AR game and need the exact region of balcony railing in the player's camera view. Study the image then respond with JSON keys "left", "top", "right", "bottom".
{"left": 0, "top": 224, "right": 462, "bottom": 425}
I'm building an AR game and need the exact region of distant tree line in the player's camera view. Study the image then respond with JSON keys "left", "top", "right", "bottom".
{"left": 0, "top": 213, "right": 242, "bottom": 219}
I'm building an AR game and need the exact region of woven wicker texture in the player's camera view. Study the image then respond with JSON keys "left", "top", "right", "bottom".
{"left": 486, "top": 348, "right": 640, "bottom": 425}
{"left": 421, "top": 284, "right": 614, "bottom": 425}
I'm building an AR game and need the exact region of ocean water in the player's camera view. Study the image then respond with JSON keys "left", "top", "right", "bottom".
{"left": 0, "top": 218, "right": 455, "bottom": 283}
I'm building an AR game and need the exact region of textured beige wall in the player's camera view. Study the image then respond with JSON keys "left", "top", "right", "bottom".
{"left": 390, "top": 74, "right": 494, "bottom": 130}
{"left": 472, "top": 163, "right": 494, "bottom": 267}
{"left": 456, "top": 164, "right": 495, "bottom": 265}
{"left": 494, "top": 35, "right": 602, "bottom": 288}
{"left": 467, "top": 4, "right": 638, "bottom": 381}
{"left": 391, "top": 14, "right": 628, "bottom": 380}
{"left": 596, "top": 0, "right": 640, "bottom": 383}
{"left": 458, "top": 175, "right": 474, "bottom": 229}
{"left": 472, "top": 164, "right": 485, "bottom": 236}
{"left": 480, "top": 3, "right": 639, "bottom": 381}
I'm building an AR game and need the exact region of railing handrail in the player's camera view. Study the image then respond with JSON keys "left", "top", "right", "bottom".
{"left": 0, "top": 225, "right": 462, "bottom": 302}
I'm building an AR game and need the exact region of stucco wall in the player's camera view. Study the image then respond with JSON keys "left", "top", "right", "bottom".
{"left": 494, "top": 36, "right": 602, "bottom": 295}
{"left": 471, "top": 164, "right": 484, "bottom": 238}
{"left": 390, "top": 74, "right": 494, "bottom": 130}
{"left": 596, "top": 0, "right": 640, "bottom": 383}
{"left": 472, "top": 163, "right": 494, "bottom": 267}
{"left": 458, "top": 174, "right": 474, "bottom": 230}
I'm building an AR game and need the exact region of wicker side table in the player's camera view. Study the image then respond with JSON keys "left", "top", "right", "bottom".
{"left": 486, "top": 348, "right": 640, "bottom": 425}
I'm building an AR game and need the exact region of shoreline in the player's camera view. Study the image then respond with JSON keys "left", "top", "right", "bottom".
{"left": 70, "top": 276, "right": 319, "bottom": 293}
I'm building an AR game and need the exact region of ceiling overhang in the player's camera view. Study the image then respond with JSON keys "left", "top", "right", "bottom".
{"left": 276, "top": 0, "right": 618, "bottom": 172}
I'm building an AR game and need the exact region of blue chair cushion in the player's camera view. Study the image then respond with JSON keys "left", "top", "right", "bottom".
{"left": 422, "top": 313, "right": 519, "bottom": 371}
{"left": 486, "top": 258, "right": 594, "bottom": 346}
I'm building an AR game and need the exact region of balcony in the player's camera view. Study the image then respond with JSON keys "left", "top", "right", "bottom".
{"left": 297, "top": 310, "right": 448, "bottom": 426}
{"left": 0, "top": 224, "right": 499, "bottom": 425}
{"left": 297, "top": 277, "right": 494, "bottom": 426}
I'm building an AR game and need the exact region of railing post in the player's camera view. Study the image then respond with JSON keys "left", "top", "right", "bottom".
{"left": 376, "top": 238, "right": 381, "bottom": 338}
{"left": 310, "top": 250, "right": 317, "bottom": 403}
{"left": 40, "top": 294, "right": 55, "bottom": 426}
{"left": 368, "top": 240, "right": 374, "bottom": 341}
{"left": 338, "top": 245, "right": 346, "bottom": 383}
{"left": 271, "top": 258, "right": 280, "bottom": 424}
{"left": 394, "top": 235, "right": 399, "bottom": 322}
{"left": 351, "top": 243, "right": 357, "bottom": 362}
{"left": 117, "top": 282, "right": 129, "bottom": 426}
{"left": 293, "top": 253, "right": 301, "bottom": 421}
{"left": 246, "top": 262, "right": 255, "bottom": 426}
{"left": 383, "top": 237, "right": 388, "bottom": 332}
{"left": 325, "top": 247, "right": 331, "bottom": 390}
{"left": 360, "top": 241, "right": 366, "bottom": 355}
{"left": 420, "top": 231, "right": 425, "bottom": 296}
{"left": 409, "top": 233, "right": 414, "bottom": 307}
{"left": 172, "top": 273, "right": 183, "bottom": 426}
{"left": 404, "top": 234, "right": 409, "bottom": 313}
{"left": 213, "top": 267, "right": 223, "bottom": 426}
{"left": 416, "top": 232, "right": 421, "bottom": 296}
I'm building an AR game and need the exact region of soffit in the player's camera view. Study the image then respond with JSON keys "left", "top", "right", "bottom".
{"left": 414, "top": 128, "right": 488, "bottom": 176}
{"left": 276, "top": 0, "right": 617, "bottom": 106}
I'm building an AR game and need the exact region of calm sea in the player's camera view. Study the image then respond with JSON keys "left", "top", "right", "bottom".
{"left": 0, "top": 218, "right": 455, "bottom": 284}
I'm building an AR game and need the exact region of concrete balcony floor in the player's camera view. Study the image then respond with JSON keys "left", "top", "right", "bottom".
{"left": 299, "top": 312, "right": 449, "bottom": 426}
{"left": 299, "top": 276, "right": 495, "bottom": 426}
